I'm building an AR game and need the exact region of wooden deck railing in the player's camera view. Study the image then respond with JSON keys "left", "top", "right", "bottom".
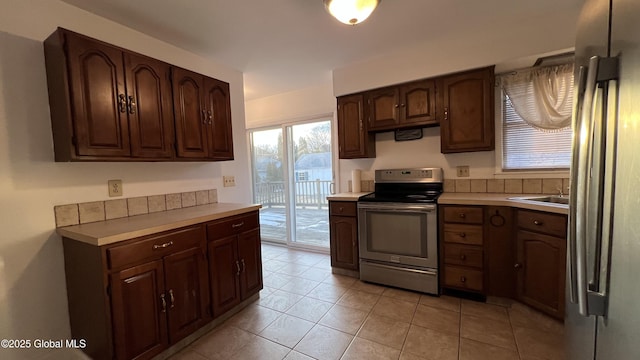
{"left": 255, "top": 180, "right": 332, "bottom": 208}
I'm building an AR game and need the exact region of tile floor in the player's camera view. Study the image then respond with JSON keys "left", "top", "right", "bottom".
{"left": 170, "top": 243, "right": 565, "bottom": 360}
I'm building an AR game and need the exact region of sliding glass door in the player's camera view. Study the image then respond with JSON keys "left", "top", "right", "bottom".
{"left": 250, "top": 120, "right": 334, "bottom": 249}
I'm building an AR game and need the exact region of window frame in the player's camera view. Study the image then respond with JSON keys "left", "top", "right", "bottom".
{"left": 493, "top": 87, "right": 571, "bottom": 179}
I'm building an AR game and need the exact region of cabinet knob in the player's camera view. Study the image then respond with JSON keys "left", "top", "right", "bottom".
{"left": 127, "top": 95, "right": 136, "bottom": 114}
{"left": 514, "top": 263, "right": 522, "bottom": 269}
{"left": 460, "top": 254, "right": 466, "bottom": 260}
{"left": 400, "top": 103, "right": 405, "bottom": 107}
{"left": 458, "top": 232, "right": 466, "bottom": 238}
{"left": 460, "top": 276, "right": 467, "bottom": 283}
{"left": 339, "top": 207, "right": 344, "bottom": 212}
{"left": 160, "top": 294, "right": 167, "bottom": 313}
{"left": 394, "top": 104, "right": 399, "bottom": 108}
{"left": 444, "top": 107, "right": 449, "bottom": 121}
{"left": 533, "top": 220, "right": 543, "bottom": 226}
{"left": 459, "top": 213, "right": 466, "bottom": 218}
{"left": 118, "top": 94, "right": 127, "bottom": 113}
{"left": 168, "top": 289, "right": 175, "bottom": 309}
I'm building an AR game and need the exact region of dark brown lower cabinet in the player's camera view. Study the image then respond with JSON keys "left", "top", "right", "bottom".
{"left": 110, "top": 260, "right": 168, "bottom": 360}
{"left": 63, "top": 223, "right": 215, "bottom": 360}
{"left": 516, "top": 230, "right": 566, "bottom": 319}
{"left": 329, "top": 201, "right": 359, "bottom": 271}
{"left": 207, "top": 212, "right": 263, "bottom": 317}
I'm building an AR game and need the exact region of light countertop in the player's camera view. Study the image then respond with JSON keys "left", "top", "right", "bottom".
{"left": 57, "top": 203, "right": 262, "bottom": 246}
{"left": 327, "top": 192, "right": 568, "bottom": 214}
{"left": 438, "top": 193, "right": 568, "bottom": 215}
{"left": 327, "top": 192, "right": 372, "bottom": 201}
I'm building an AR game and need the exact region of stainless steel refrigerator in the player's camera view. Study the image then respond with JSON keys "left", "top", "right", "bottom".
{"left": 567, "top": 0, "right": 640, "bottom": 358}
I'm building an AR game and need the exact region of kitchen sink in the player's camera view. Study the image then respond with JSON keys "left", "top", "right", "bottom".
{"left": 508, "top": 196, "right": 570, "bottom": 205}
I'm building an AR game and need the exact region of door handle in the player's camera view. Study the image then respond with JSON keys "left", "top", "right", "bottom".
{"left": 573, "top": 56, "right": 618, "bottom": 317}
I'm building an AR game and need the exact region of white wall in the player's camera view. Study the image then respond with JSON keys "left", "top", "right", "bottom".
{"left": 245, "top": 79, "right": 335, "bottom": 129}
{"left": 0, "top": 1, "right": 250, "bottom": 358}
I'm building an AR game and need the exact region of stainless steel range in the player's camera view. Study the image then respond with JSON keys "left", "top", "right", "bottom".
{"left": 358, "top": 168, "right": 443, "bottom": 295}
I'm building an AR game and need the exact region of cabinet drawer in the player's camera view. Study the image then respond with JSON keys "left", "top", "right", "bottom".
{"left": 443, "top": 206, "right": 483, "bottom": 224}
{"left": 330, "top": 201, "right": 357, "bottom": 217}
{"left": 443, "top": 265, "right": 483, "bottom": 291}
{"left": 443, "top": 224, "right": 483, "bottom": 245}
{"left": 207, "top": 212, "right": 259, "bottom": 240}
{"left": 107, "top": 225, "right": 205, "bottom": 269}
{"left": 517, "top": 210, "right": 567, "bottom": 237}
{"left": 443, "top": 244, "right": 483, "bottom": 268}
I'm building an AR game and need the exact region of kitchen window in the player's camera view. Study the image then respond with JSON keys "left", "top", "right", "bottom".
{"left": 497, "top": 62, "right": 574, "bottom": 172}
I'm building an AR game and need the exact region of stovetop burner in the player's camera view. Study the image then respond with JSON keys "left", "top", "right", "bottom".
{"left": 358, "top": 168, "right": 444, "bottom": 204}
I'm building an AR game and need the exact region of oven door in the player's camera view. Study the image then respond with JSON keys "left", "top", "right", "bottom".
{"left": 358, "top": 202, "right": 438, "bottom": 269}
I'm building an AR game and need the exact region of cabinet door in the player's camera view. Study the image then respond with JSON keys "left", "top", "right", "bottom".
{"left": 440, "top": 67, "right": 494, "bottom": 153}
{"left": 237, "top": 228, "right": 263, "bottom": 298}
{"left": 329, "top": 215, "right": 359, "bottom": 270}
{"left": 110, "top": 260, "right": 168, "bottom": 360}
{"left": 337, "top": 94, "right": 375, "bottom": 159}
{"left": 516, "top": 230, "right": 566, "bottom": 319}
{"left": 203, "top": 77, "right": 234, "bottom": 160}
{"left": 367, "top": 87, "right": 399, "bottom": 130}
{"left": 400, "top": 80, "right": 438, "bottom": 126}
{"left": 65, "top": 32, "right": 131, "bottom": 157}
{"left": 163, "top": 246, "right": 210, "bottom": 343}
{"left": 172, "top": 67, "right": 208, "bottom": 158}
{"left": 208, "top": 236, "right": 241, "bottom": 317}
{"left": 125, "top": 53, "right": 174, "bottom": 159}
{"left": 486, "top": 207, "right": 516, "bottom": 298}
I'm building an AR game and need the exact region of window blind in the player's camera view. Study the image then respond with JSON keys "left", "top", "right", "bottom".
{"left": 502, "top": 94, "right": 572, "bottom": 170}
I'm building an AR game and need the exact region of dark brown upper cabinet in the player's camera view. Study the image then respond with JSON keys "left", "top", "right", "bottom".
{"left": 45, "top": 28, "right": 174, "bottom": 161}
{"left": 337, "top": 94, "right": 375, "bottom": 159}
{"left": 172, "top": 68, "right": 234, "bottom": 161}
{"left": 367, "top": 79, "right": 438, "bottom": 132}
{"left": 44, "top": 27, "right": 233, "bottom": 162}
{"left": 439, "top": 66, "right": 495, "bottom": 153}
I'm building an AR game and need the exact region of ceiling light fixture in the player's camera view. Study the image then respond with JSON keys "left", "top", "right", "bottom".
{"left": 323, "top": 0, "right": 381, "bottom": 25}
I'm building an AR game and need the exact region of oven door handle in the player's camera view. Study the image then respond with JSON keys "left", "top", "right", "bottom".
{"left": 361, "top": 261, "right": 438, "bottom": 276}
{"left": 357, "top": 203, "right": 436, "bottom": 212}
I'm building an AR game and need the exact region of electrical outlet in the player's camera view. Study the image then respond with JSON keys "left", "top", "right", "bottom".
{"left": 108, "top": 179, "right": 123, "bottom": 197}
{"left": 456, "top": 166, "right": 470, "bottom": 177}
{"left": 223, "top": 176, "right": 236, "bottom": 187}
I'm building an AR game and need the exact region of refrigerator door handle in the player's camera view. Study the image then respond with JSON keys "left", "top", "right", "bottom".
{"left": 568, "top": 65, "right": 587, "bottom": 305}
{"left": 574, "top": 56, "right": 601, "bottom": 316}
{"left": 573, "top": 55, "right": 619, "bottom": 317}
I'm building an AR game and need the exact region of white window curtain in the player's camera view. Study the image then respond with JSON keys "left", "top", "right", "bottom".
{"left": 499, "top": 63, "right": 574, "bottom": 131}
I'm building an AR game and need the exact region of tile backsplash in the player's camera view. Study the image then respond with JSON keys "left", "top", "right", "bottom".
{"left": 54, "top": 188, "right": 218, "bottom": 228}
{"left": 444, "top": 178, "right": 569, "bottom": 195}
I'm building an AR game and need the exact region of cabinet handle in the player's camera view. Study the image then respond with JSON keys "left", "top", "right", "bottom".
{"left": 241, "top": 259, "right": 246, "bottom": 273}
{"left": 168, "top": 289, "right": 175, "bottom": 309}
{"left": 460, "top": 276, "right": 467, "bottom": 283}
{"left": 202, "top": 109, "right": 207, "bottom": 124}
{"left": 118, "top": 94, "right": 127, "bottom": 113}
{"left": 153, "top": 241, "right": 174, "bottom": 250}
{"left": 514, "top": 263, "right": 522, "bottom": 269}
{"left": 533, "top": 220, "right": 543, "bottom": 226}
{"left": 458, "top": 232, "right": 466, "bottom": 238}
{"left": 232, "top": 222, "right": 244, "bottom": 228}
{"left": 127, "top": 95, "right": 136, "bottom": 114}
{"left": 460, "top": 254, "right": 466, "bottom": 260}
{"left": 235, "top": 261, "right": 241, "bottom": 276}
{"left": 207, "top": 110, "right": 213, "bottom": 124}
{"left": 444, "top": 107, "right": 449, "bottom": 121}
{"left": 160, "top": 293, "right": 167, "bottom": 313}
{"left": 459, "top": 213, "right": 466, "bottom": 218}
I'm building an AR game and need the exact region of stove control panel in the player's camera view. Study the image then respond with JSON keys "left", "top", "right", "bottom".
{"left": 375, "top": 168, "right": 443, "bottom": 183}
